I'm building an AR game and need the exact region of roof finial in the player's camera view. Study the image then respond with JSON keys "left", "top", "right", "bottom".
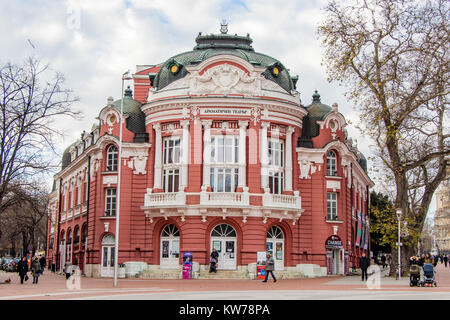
{"left": 312, "top": 90, "right": 321, "bottom": 103}
{"left": 220, "top": 19, "right": 228, "bottom": 34}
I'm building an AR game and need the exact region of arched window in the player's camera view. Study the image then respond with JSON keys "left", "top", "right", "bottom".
{"left": 106, "top": 145, "right": 118, "bottom": 171}
{"left": 67, "top": 229, "right": 72, "bottom": 244}
{"left": 211, "top": 224, "right": 236, "bottom": 237}
{"left": 326, "top": 150, "right": 337, "bottom": 176}
{"left": 102, "top": 234, "right": 115, "bottom": 245}
{"left": 73, "top": 227, "right": 80, "bottom": 244}
{"left": 161, "top": 224, "right": 179, "bottom": 237}
{"left": 267, "top": 226, "right": 284, "bottom": 239}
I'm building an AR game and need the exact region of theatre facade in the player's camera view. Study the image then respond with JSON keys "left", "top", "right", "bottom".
{"left": 46, "top": 29, "right": 374, "bottom": 278}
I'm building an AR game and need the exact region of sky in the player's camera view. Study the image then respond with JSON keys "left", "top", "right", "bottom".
{"left": 0, "top": 0, "right": 438, "bottom": 216}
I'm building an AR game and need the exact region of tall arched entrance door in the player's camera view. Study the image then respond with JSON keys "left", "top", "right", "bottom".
{"left": 160, "top": 224, "right": 180, "bottom": 269}
{"left": 266, "top": 226, "right": 285, "bottom": 271}
{"left": 101, "top": 234, "right": 115, "bottom": 277}
{"left": 210, "top": 224, "right": 237, "bottom": 270}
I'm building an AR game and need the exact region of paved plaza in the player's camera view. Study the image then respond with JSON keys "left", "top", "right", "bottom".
{"left": 0, "top": 263, "right": 449, "bottom": 300}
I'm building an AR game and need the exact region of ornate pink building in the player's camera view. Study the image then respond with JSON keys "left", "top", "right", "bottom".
{"left": 46, "top": 30, "right": 373, "bottom": 278}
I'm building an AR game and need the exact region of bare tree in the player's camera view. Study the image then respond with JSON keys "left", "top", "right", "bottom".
{"left": 0, "top": 57, "right": 80, "bottom": 215}
{"left": 318, "top": 0, "right": 449, "bottom": 272}
{"left": 0, "top": 183, "right": 48, "bottom": 256}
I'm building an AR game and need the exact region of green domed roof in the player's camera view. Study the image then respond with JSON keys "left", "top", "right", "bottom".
{"left": 61, "top": 142, "right": 77, "bottom": 169}
{"left": 306, "top": 90, "right": 332, "bottom": 119}
{"left": 358, "top": 152, "right": 368, "bottom": 173}
{"left": 112, "top": 86, "right": 142, "bottom": 114}
{"left": 153, "top": 32, "right": 296, "bottom": 93}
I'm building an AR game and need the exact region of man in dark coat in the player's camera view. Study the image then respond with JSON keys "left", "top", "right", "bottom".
{"left": 359, "top": 252, "right": 370, "bottom": 281}
{"left": 17, "top": 256, "right": 28, "bottom": 284}
{"left": 381, "top": 254, "right": 387, "bottom": 269}
{"left": 209, "top": 249, "right": 219, "bottom": 273}
{"left": 262, "top": 253, "right": 277, "bottom": 283}
{"left": 39, "top": 256, "right": 46, "bottom": 274}
{"left": 444, "top": 254, "right": 448, "bottom": 268}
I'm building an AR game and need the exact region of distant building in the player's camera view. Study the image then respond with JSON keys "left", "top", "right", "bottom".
{"left": 45, "top": 28, "right": 374, "bottom": 278}
{"left": 434, "top": 165, "right": 450, "bottom": 254}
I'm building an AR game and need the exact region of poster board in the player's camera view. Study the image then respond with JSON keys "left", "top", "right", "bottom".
{"left": 256, "top": 251, "right": 267, "bottom": 280}
{"left": 182, "top": 252, "right": 193, "bottom": 279}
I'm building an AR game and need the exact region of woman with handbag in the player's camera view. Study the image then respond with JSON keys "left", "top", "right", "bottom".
{"left": 17, "top": 256, "right": 29, "bottom": 284}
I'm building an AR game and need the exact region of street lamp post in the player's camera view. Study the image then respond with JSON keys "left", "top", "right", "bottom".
{"left": 113, "top": 70, "right": 132, "bottom": 288}
{"left": 396, "top": 208, "right": 402, "bottom": 279}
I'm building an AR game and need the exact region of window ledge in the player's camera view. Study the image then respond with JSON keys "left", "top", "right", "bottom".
{"left": 325, "top": 176, "right": 342, "bottom": 179}
{"left": 99, "top": 216, "right": 116, "bottom": 220}
{"left": 325, "top": 219, "right": 344, "bottom": 224}
{"left": 101, "top": 171, "right": 118, "bottom": 175}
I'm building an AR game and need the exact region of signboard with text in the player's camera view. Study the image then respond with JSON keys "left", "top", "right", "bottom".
{"left": 325, "top": 235, "right": 343, "bottom": 249}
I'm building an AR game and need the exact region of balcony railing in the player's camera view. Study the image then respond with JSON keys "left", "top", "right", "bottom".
{"left": 200, "top": 187, "right": 249, "bottom": 206}
{"left": 67, "top": 208, "right": 73, "bottom": 219}
{"left": 262, "top": 190, "right": 301, "bottom": 210}
{"left": 144, "top": 190, "right": 186, "bottom": 207}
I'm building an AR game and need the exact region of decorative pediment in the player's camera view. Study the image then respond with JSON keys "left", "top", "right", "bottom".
{"left": 187, "top": 63, "right": 264, "bottom": 96}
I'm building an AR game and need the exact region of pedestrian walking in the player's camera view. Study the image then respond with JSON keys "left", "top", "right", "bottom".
{"left": 439, "top": 254, "right": 443, "bottom": 264}
{"left": 17, "top": 256, "right": 28, "bottom": 284}
{"left": 39, "top": 255, "right": 46, "bottom": 274}
{"left": 433, "top": 255, "right": 439, "bottom": 267}
{"left": 262, "top": 253, "right": 277, "bottom": 283}
{"left": 31, "top": 257, "right": 41, "bottom": 284}
{"left": 64, "top": 261, "right": 72, "bottom": 280}
{"left": 444, "top": 254, "right": 448, "bottom": 268}
{"left": 209, "top": 249, "right": 219, "bottom": 273}
{"left": 359, "top": 252, "right": 370, "bottom": 281}
{"left": 381, "top": 254, "right": 387, "bottom": 269}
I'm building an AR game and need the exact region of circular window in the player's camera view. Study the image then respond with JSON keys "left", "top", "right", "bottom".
{"left": 272, "top": 67, "right": 279, "bottom": 76}
{"left": 170, "top": 64, "right": 179, "bottom": 74}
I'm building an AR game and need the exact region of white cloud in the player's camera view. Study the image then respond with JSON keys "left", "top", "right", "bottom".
{"left": 1, "top": 0, "right": 439, "bottom": 215}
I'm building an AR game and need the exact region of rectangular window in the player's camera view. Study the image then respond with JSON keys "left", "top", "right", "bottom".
{"left": 268, "top": 139, "right": 284, "bottom": 194}
{"left": 163, "top": 137, "right": 181, "bottom": 165}
{"left": 269, "top": 171, "right": 284, "bottom": 194}
{"left": 268, "top": 140, "right": 284, "bottom": 167}
{"left": 105, "top": 188, "right": 117, "bottom": 216}
{"left": 327, "top": 192, "right": 338, "bottom": 220}
{"left": 210, "top": 168, "right": 238, "bottom": 192}
{"left": 210, "top": 136, "right": 239, "bottom": 164}
{"left": 84, "top": 182, "right": 88, "bottom": 203}
{"left": 163, "top": 169, "right": 180, "bottom": 193}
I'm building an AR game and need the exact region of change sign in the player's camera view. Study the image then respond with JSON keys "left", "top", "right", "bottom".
{"left": 325, "top": 235, "right": 343, "bottom": 249}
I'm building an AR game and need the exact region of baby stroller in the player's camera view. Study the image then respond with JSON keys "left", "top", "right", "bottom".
{"left": 209, "top": 258, "right": 217, "bottom": 273}
{"left": 409, "top": 265, "right": 420, "bottom": 287}
{"left": 421, "top": 263, "right": 437, "bottom": 287}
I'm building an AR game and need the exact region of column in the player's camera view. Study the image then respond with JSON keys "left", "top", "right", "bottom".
{"left": 153, "top": 123, "right": 162, "bottom": 189}
{"left": 285, "top": 126, "right": 295, "bottom": 192}
{"left": 180, "top": 120, "right": 190, "bottom": 190}
{"left": 238, "top": 121, "right": 248, "bottom": 188}
{"left": 260, "top": 122, "right": 270, "bottom": 189}
{"left": 202, "top": 120, "right": 212, "bottom": 188}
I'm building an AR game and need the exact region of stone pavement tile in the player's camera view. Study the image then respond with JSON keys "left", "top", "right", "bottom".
{"left": 1, "top": 263, "right": 450, "bottom": 300}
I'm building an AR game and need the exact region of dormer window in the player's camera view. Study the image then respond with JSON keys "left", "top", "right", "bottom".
{"left": 106, "top": 145, "right": 118, "bottom": 171}
{"left": 326, "top": 150, "right": 337, "bottom": 176}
